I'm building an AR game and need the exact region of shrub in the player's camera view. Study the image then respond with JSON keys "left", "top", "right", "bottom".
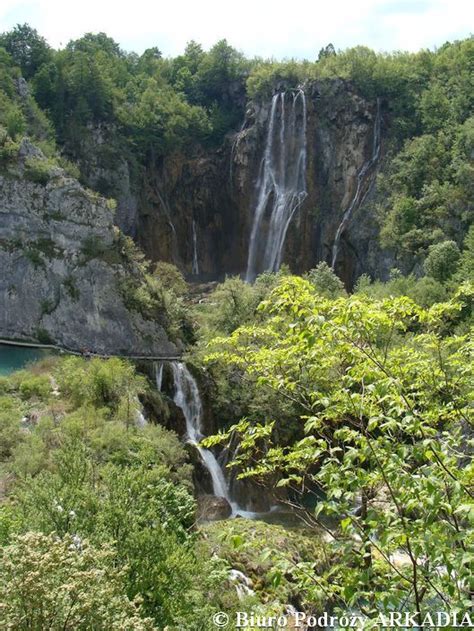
{"left": 305, "top": 261, "right": 346, "bottom": 297}
{"left": 4, "top": 104, "right": 25, "bottom": 139}
{"left": 153, "top": 261, "right": 187, "bottom": 297}
{"left": 18, "top": 374, "right": 51, "bottom": 400}
{"left": 424, "top": 240, "right": 461, "bottom": 281}
{"left": 24, "top": 156, "right": 56, "bottom": 184}
{"left": 0, "top": 532, "right": 155, "bottom": 629}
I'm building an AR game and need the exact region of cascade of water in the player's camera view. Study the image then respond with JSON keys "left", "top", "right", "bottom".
{"left": 331, "top": 99, "right": 382, "bottom": 269}
{"left": 229, "top": 119, "right": 247, "bottom": 188}
{"left": 135, "top": 409, "right": 147, "bottom": 427}
{"left": 171, "top": 361, "right": 232, "bottom": 502}
{"left": 156, "top": 188, "right": 179, "bottom": 264}
{"left": 246, "top": 90, "right": 307, "bottom": 282}
{"left": 154, "top": 361, "right": 164, "bottom": 392}
{"left": 192, "top": 220, "right": 199, "bottom": 275}
{"left": 229, "top": 569, "right": 255, "bottom": 600}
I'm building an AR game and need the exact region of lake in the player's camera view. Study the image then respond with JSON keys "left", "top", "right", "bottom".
{"left": 0, "top": 343, "right": 52, "bottom": 376}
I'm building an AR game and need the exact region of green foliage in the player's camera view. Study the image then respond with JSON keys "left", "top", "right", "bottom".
{"left": 0, "top": 24, "right": 52, "bottom": 79}
{"left": 56, "top": 356, "right": 145, "bottom": 413}
{"left": 153, "top": 261, "right": 188, "bottom": 296}
{"left": 120, "top": 79, "right": 210, "bottom": 157}
{"left": 424, "top": 240, "right": 461, "bottom": 281}
{"left": 194, "top": 271, "right": 287, "bottom": 340}
{"left": 0, "top": 532, "right": 155, "bottom": 629}
{"left": 202, "top": 519, "right": 328, "bottom": 606}
{"left": 247, "top": 60, "right": 308, "bottom": 100}
{"left": 355, "top": 270, "right": 449, "bottom": 308}
{"left": 305, "top": 261, "right": 347, "bottom": 297}
{"left": 0, "top": 356, "right": 233, "bottom": 628}
{"left": 0, "top": 396, "right": 23, "bottom": 460}
{"left": 24, "top": 155, "right": 56, "bottom": 184}
{"left": 204, "top": 276, "right": 474, "bottom": 614}
{"left": 4, "top": 103, "right": 25, "bottom": 139}
{"left": 457, "top": 224, "right": 474, "bottom": 282}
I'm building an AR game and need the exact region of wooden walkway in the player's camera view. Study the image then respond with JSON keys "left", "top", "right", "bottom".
{"left": 0, "top": 338, "right": 181, "bottom": 361}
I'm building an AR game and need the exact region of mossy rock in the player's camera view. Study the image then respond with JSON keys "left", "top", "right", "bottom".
{"left": 199, "top": 518, "right": 330, "bottom": 606}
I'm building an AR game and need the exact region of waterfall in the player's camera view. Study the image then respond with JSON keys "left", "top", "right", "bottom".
{"left": 135, "top": 409, "right": 147, "bottom": 428}
{"left": 170, "top": 362, "right": 232, "bottom": 502}
{"left": 155, "top": 361, "right": 268, "bottom": 518}
{"left": 156, "top": 188, "right": 180, "bottom": 264}
{"left": 192, "top": 220, "right": 199, "bottom": 276}
{"left": 229, "top": 119, "right": 247, "bottom": 188}
{"left": 331, "top": 99, "right": 382, "bottom": 269}
{"left": 154, "top": 361, "right": 163, "bottom": 392}
{"left": 229, "top": 569, "right": 255, "bottom": 600}
{"left": 246, "top": 90, "right": 308, "bottom": 283}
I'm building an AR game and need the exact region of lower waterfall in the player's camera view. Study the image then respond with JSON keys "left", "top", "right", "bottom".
{"left": 171, "top": 361, "right": 231, "bottom": 502}
{"left": 153, "top": 360, "right": 280, "bottom": 518}
{"left": 154, "top": 360, "right": 258, "bottom": 517}
{"left": 154, "top": 361, "right": 164, "bottom": 392}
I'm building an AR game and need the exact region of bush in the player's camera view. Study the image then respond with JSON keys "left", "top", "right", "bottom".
{"left": 0, "top": 396, "right": 23, "bottom": 460}
{"left": 24, "top": 156, "right": 56, "bottom": 184}
{"left": 4, "top": 104, "right": 25, "bottom": 139}
{"left": 56, "top": 356, "right": 146, "bottom": 413}
{"left": 0, "top": 532, "right": 155, "bottom": 629}
{"left": 153, "top": 261, "right": 187, "bottom": 297}
{"left": 305, "top": 261, "right": 346, "bottom": 297}
{"left": 18, "top": 374, "right": 51, "bottom": 400}
{"left": 424, "top": 240, "right": 461, "bottom": 281}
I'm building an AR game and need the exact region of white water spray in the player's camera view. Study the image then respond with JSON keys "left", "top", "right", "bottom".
{"left": 331, "top": 99, "right": 382, "bottom": 269}
{"left": 135, "top": 410, "right": 147, "bottom": 427}
{"left": 171, "top": 362, "right": 232, "bottom": 502}
{"left": 229, "top": 569, "right": 255, "bottom": 600}
{"left": 246, "top": 90, "right": 307, "bottom": 282}
{"left": 154, "top": 361, "right": 164, "bottom": 392}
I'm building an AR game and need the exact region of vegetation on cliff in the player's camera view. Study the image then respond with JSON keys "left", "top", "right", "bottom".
{"left": 0, "top": 22, "right": 472, "bottom": 629}
{"left": 0, "top": 25, "right": 472, "bottom": 265}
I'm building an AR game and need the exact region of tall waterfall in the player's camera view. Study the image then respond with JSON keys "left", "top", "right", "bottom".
{"left": 191, "top": 220, "right": 199, "bottom": 276}
{"left": 331, "top": 99, "right": 382, "bottom": 269}
{"left": 170, "top": 362, "right": 232, "bottom": 502}
{"left": 246, "top": 90, "right": 308, "bottom": 283}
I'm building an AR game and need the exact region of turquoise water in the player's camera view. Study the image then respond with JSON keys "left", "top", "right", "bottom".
{"left": 0, "top": 344, "right": 51, "bottom": 376}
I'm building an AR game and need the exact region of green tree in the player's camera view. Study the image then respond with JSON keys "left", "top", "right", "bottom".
{"left": 205, "top": 277, "right": 474, "bottom": 616}
{"left": 424, "top": 240, "right": 461, "bottom": 281}
{"left": 305, "top": 261, "right": 346, "bottom": 297}
{"left": 0, "top": 23, "right": 52, "bottom": 79}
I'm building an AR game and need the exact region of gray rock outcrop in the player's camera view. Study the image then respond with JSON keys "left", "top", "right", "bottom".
{"left": 197, "top": 494, "right": 232, "bottom": 522}
{"left": 0, "top": 141, "right": 177, "bottom": 356}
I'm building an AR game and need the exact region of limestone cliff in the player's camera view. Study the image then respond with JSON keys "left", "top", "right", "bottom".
{"left": 129, "top": 79, "right": 393, "bottom": 286}
{"left": 0, "top": 140, "right": 177, "bottom": 356}
{"left": 62, "top": 79, "right": 395, "bottom": 287}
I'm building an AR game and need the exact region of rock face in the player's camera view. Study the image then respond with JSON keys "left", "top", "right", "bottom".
{"left": 197, "top": 494, "right": 232, "bottom": 522}
{"left": 119, "top": 79, "right": 393, "bottom": 286}
{"left": 0, "top": 141, "right": 177, "bottom": 356}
